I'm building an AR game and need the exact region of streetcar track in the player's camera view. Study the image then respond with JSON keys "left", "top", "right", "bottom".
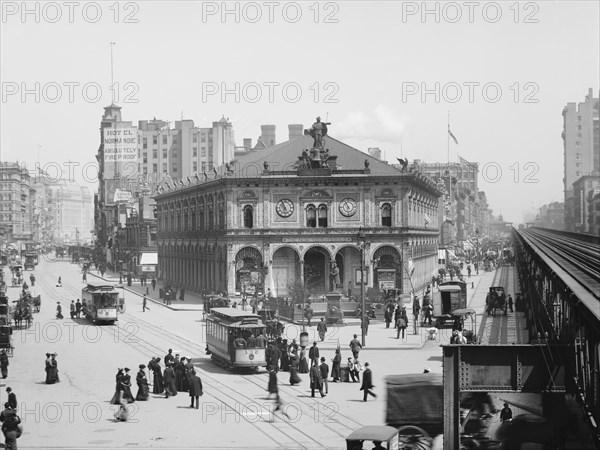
{"left": 121, "top": 310, "right": 364, "bottom": 429}
{"left": 115, "top": 310, "right": 360, "bottom": 440}
{"left": 23, "top": 262, "right": 359, "bottom": 448}
{"left": 100, "top": 315, "right": 332, "bottom": 449}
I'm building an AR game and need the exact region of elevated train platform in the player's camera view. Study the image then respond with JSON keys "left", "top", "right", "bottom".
{"left": 513, "top": 226, "right": 600, "bottom": 448}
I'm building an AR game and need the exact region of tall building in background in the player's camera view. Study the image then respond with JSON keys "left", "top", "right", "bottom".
{"left": 562, "top": 88, "right": 600, "bottom": 230}
{"left": 0, "top": 162, "right": 35, "bottom": 240}
{"left": 411, "top": 159, "right": 481, "bottom": 243}
{"left": 138, "top": 116, "right": 235, "bottom": 181}
{"left": 48, "top": 180, "right": 94, "bottom": 244}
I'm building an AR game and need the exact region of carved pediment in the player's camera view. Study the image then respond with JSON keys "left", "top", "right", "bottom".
{"left": 301, "top": 189, "right": 332, "bottom": 199}
{"left": 376, "top": 188, "right": 396, "bottom": 199}
{"left": 238, "top": 190, "right": 258, "bottom": 201}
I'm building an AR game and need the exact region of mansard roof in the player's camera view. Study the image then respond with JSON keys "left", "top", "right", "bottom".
{"left": 231, "top": 134, "right": 402, "bottom": 177}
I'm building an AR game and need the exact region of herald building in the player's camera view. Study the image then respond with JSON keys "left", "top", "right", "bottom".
{"left": 154, "top": 127, "right": 442, "bottom": 298}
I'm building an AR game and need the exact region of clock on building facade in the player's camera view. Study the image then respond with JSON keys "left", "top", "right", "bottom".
{"left": 339, "top": 198, "right": 357, "bottom": 217}
{"left": 276, "top": 199, "right": 294, "bottom": 217}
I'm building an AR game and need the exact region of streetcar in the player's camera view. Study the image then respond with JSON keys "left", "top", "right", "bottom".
{"left": 81, "top": 281, "right": 121, "bottom": 324}
{"left": 205, "top": 308, "right": 267, "bottom": 370}
{"left": 431, "top": 280, "right": 467, "bottom": 328}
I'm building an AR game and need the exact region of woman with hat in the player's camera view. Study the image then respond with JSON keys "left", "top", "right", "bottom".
{"left": 55, "top": 302, "right": 63, "bottom": 320}
{"left": 289, "top": 349, "right": 301, "bottom": 386}
{"left": 163, "top": 362, "right": 177, "bottom": 398}
{"left": 119, "top": 368, "right": 135, "bottom": 403}
{"left": 110, "top": 368, "right": 124, "bottom": 404}
{"left": 149, "top": 357, "right": 164, "bottom": 394}
{"left": 135, "top": 365, "right": 149, "bottom": 401}
{"left": 44, "top": 353, "right": 53, "bottom": 384}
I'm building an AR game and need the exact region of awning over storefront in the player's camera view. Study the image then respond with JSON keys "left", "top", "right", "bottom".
{"left": 140, "top": 252, "right": 158, "bottom": 265}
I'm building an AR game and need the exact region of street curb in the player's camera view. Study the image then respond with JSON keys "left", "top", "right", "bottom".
{"left": 88, "top": 272, "right": 201, "bottom": 312}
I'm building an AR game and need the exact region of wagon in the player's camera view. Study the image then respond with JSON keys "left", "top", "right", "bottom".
{"left": 0, "top": 325, "right": 14, "bottom": 357}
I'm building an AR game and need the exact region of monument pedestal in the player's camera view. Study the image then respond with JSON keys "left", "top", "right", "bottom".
{"left": 325, "top": 292, "right": 345, "bottom": 326}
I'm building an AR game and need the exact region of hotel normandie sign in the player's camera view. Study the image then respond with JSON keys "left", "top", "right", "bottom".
{"left": 282, "top": 237, "right": 353, "bottom": 243}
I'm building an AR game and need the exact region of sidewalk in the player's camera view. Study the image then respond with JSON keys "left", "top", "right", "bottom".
{"left": 88, "top": 269, "right": 204, "bottom": 311}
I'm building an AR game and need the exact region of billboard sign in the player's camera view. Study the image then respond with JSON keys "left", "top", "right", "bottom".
{"left": 103, "top": 126, "right": 138, "bottom": 163}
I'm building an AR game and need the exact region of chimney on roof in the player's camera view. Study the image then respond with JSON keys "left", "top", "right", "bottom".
{"left": 368, "top": 148, "right": 382, "bottom": 160}
{"left": 288, "top": 124, "right": 304, "bottom": 141}
{"left": 260, "top": 125, "right": 276, "bottom": 147}
{"left": 243, "top": 138, "right": 252, "bottom": 151}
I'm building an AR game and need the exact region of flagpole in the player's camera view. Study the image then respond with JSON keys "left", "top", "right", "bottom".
{"left": 447, "top": 111, "right": 450, "bottom": 165}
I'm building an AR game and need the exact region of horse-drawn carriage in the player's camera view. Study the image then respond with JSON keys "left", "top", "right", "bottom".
{"left": 0, "top": 325, "right": 13, "bottom": 357}
{"left": 12, "top": 292, "right": 34, "bottom": 329}
{"left": 10, "top": 265, "right": 23, "bottom": 287}
{"left": 485, "top": 286, "right": 506, "bottom": 316}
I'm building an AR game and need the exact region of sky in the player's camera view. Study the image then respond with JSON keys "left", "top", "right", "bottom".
{"left": 1, "top": 0, "right": 599, "bottom": 225}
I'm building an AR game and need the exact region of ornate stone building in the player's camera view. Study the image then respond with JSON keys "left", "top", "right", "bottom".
{"left": 155, "top": 131, "right": 442, "bottom": 298}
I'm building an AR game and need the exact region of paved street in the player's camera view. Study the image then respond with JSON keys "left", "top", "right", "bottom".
{"left": 0, "top": 257, "right": 530, "bottom": 449}
{"left": 1, "top": 258, "right": 457, "bottom": 449}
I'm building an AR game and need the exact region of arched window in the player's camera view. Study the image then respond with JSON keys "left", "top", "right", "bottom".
{"left": 243, "top": 205, "right": 254, "bottom": 229}
{"left": 219, "top": 208, "right": 224, "bottom": 229}
{"left": 306, "top": 204, "right": 316, "bottom": 228}
{"left": 318, "top": 204, "right": 328, "bottom": 228}
{"left": 199, "top": 208, "right": 204, "bottom": 230}
{"left": 381, "top": 203, "right": 392, "bottom": 227}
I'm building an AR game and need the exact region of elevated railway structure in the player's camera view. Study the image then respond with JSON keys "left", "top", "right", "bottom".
{"left": 514, "top": 226, "right": 600, "bottom": 447}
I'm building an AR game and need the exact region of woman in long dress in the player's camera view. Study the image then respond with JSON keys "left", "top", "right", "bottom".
{"left": 110, "top": 368, "right": 124, "bottom": 404}
{"left": 45, "top": 353, "right": 53, "bottom": 384}
{"left": 174, "top": 357, "right": 185, "bottom": 391}
{"left": 298, "top": 348, "right": 309, "bottom": 373}
{"left": 150, "top": 357, "right": 164, "bottom": 394}
{"left": 279, "top": 340, "right": 290, "bottom": 372}
{"left": 163, "top": 362, "right": 177, "bottom": 397}
{"left": 331, "top": 348, "right": 342, "bottom": 382}
{"left": 48, "top": 354, "right": 60, "bottom": 383}
{"left": 289, "top": 354, "right": 301, "bottom": 386}
{"left": 135, "top": 365, "right": 150, "bottom": 401}
{"left": 120, "top": 368, "right": 135, "bottom": 403}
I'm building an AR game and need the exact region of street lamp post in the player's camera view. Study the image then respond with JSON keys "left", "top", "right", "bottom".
{"left": 357, "top": 227, "right": 366, "bottom": 347}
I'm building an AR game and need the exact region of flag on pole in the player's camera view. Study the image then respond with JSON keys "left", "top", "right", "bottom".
{"left": 459, "top": 155, "right": 472, "bottom": 167}
{"left": 448, "top": 127, "right": 459, "bottom": 145}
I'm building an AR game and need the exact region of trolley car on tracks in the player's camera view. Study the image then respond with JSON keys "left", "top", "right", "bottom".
{"left": 205, "top": 308, "right": 267, "bottom": 370}
{"left": 81, "top": 281, "right": 122, "bottom": 324}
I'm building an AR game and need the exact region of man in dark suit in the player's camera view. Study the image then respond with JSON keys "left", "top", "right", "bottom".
{"left": 308, "top": 342, "right": 320, "bottom": 367}
{"left": 319, "top": 357, "right": 329, "bottom": 394}
{"left": 5, "top": 388, "right": 16, "bottom": 410}
{"left": 360, "top": 362, "right": 376, "bottom": 402}
{"left": 188, "top": 369, "right": 203, "bottom": 409}
{"left": 164, "top": 349, "right": 175, "bottom": 367}
{"left": 310, "top": 363, "right": 325, "bottom": 398}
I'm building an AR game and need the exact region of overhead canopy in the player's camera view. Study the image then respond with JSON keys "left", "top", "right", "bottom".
{"left": 139, "top": 252, "right": 158, "bottom": 265}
